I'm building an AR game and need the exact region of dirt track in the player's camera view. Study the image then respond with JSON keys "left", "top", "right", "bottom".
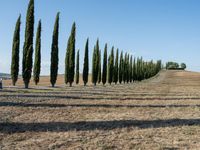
{"left": 1, "top": 70, "right": 200, "bottom": 149}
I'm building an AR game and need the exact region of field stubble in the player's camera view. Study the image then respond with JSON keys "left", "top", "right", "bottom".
{"left": 1, "top": 70, "right": 200, "bottom": 149}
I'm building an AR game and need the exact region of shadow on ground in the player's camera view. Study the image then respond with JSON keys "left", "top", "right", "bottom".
{"left": 1, "top": 101, "right": 200, "bottom": 108}
{"left": 1, "top": 94, "right": 200, "bottom": 100}
{"left": 0, "top": 119, "right": 199, "bottom": 133}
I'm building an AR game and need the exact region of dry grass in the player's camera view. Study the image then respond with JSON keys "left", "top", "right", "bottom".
{"left": 1, "top": 70, "right": 200, "bottom": 149}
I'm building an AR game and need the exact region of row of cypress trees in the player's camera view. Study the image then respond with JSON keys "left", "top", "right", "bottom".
{"left": 10, "top": 0, "right": 162, "bottom": 88}
{"left": 89, "top": 42, "right": 162, "bottom": 86}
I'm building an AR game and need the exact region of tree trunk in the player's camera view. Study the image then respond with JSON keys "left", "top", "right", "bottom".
{"left": 25, "top": 82, "right": 29, "bottom": 89}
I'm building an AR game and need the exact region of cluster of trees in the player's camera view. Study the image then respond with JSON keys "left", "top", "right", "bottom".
{"left": 166, "top": 62, "right": 186, "bottom": 70}
{"left": 10, "top": 0, "right": 162, "bottom": 88}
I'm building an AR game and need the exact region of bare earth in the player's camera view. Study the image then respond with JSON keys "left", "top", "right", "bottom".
{"left": 1, "top": 70, "right": 200, "bottom": 149}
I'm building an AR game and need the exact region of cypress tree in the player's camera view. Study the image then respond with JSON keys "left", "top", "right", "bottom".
{"left": 136, "top": 57, "right": 140, "bottom": 81}
{"left": 108, "top": 47, "right": 114, "bottom": 85}
{"left": 22, "top": 0, "right": 34, "bottom": 89}
{"left": 82, "top": 38, "right": 89, "bottom": 86}
{"left": 140, "top": 57, "right": 143, "bottom": 81}
{"left": 102, "top": 44, "right": 107, "bottom": 85}
{"left": 92, "top": 39, "right": 99, "bottom": 86}
{"left": 98, "top": 49, "right": 101, "bottom": 83}
{"left": 114, "top": 48, "right": 119, "bottom": 84}
{"left": 75, "top": 50, "right": 79, "bottom": 84}
{"left": 92, "top": 46, "right": 96, "bottom": 85}
{"left": 11, "top": 15, "right": 21, "bottom": 86}
{"left": 119, "top": 51, "right": 123, "bottom": 84}
{"left": 123, "top": 53, "right": 127, "bottom": 83}
{"left": 33, "top": 20, "right": 41, "bottom": 85}
{"left": 156, "top": 60, "right": 162, "bottom": 73}
{"left": 65, "top": 22, "right": 76, "bottom": 87}
{"left": 50, "top": 12, "right": 59, "bottom": 87}
{"left": 133, "top": 57, "right": 136, "bottom": 82}
{"left": 129, "top": 55, "right": 133, "bottom": 83}
{"left": 65, "top": 37, "right": 70, "bottom": 84}
{"left": 127, "top": 54, "right": 130, "bottom": 83}
{"left": 137, "top": 57, "right": 143, "bottom": 81}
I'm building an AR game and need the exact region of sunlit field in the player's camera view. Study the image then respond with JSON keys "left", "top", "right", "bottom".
{"left": 1, "top": 70, "right": 200, "bottom": 149}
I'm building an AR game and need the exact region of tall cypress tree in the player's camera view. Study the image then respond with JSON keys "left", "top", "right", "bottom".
{"left": 92, "top": 39, "right": 99, "bottom": 86}
{"left": 22, "top": 0, "right": 34, "bottom": 89}
{"left": 33, "top": 20, "right": 41, "bottom": 85}
{"left": 65, "top": 22, "right": 76, "bottom": 87}
{"left": 102, "top": 44, "right": 107, "bottom": 85}
{"left": 98, "top": 49, "right": 101, "bottom": 83}
{"left": 133, "top": 57, "right": 136, "bottom": 82}
{"left": 127, "top": 54, "right": 130, "bottom": 83}
{"left": 119, "top": 51, "right": 123, "bottom": 84}
{"left": 123, "top": 53, "right": 127, "bottom": 83}
{"left": 92, "top": 46, "right": 96, "bottom": 85}
{"left": 65, "top": 37, "right": 70, "bottom": 84}
{"left": 76, "top": 50, "right": 79, "bottom": 84}
{"left": 82, "top": 38, "right": 89, "bottom": 86}
{"left": 114, "top": 48, "right": 119, "bottom": 84}
{"left": 11, "top": 15, "right": 21, "bottom": 86}
{"left": 129, "top": 55, "right": 133, "bottom": 83}
{"left": 108, "top": 47, "right": 114, "bottom": 85}
{"left": 50, "top": 12, "right": 59, "bottom": 87}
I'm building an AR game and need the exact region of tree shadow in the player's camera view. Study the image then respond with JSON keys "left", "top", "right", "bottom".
{"left": 0, "top": 101, "right": 66, "bottom": 107}
{"left": 1, "top": 94, "right": 200, "bottom": 101}
{"left": 1, "top": 118, "right": 200, "bottom": 133}
{"left": 0, "top": 101, "right": 200, "bottom": 108}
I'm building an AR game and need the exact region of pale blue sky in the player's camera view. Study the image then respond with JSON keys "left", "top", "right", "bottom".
{"left": 1, "top": 0, "right": 200, "bottom": 75}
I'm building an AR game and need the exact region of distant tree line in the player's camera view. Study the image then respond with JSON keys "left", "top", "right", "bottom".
{"left": 166, "top": 62, "right": 186, "bottom": 70}
{"left": 10, "top": 0, "right": 162, "bottom": 88}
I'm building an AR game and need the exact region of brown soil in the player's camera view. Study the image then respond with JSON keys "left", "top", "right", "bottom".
{"left": 1, "top": 70, "right": 200, "bottom": 149}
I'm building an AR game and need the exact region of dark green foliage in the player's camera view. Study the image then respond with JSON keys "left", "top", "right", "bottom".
{"left": 123, "top": 53, "right": 127, "bottom": 83}
{"left": 108, "top": 47, "right": 114, "bottom": 85}
{"left": 22, "top": 0, "right": 34, "bottom": 89}
{"left": 11, "top": 15, "right": 21, "bottom": 86}
{"left": 119, "top": 51, "right": 123, "bottom": 84}
{"left": 76, "top": 50, "right": 79, "bottom": 84}
{"left": 166, "top": 61, "right": 186, "bottom": 70}
{"left": 102, "top": 44, "right": 107, "bottom": 85}
{"left": 156, "top": 60, "right": 162, "bottom": 72}
{"left": 92, "top": 39, "right": 100, "bottom": 86}
{"left": 126, "top": 54, "right": 130, "bottom": 83}
{"left": 166, "top": 61, "right": 179, "bottom": 70}
{"left": 50, "top": 13, "right": 59, "bottom": 87}
{"left": 98, "top": 50, "right": 101, "bottom": 83}
{"left": 65, "top": 37, "right": 70, "bottom": 84}
{"left": 137, "top": 57, "right": 143, "bottom": 81}
{"left": 132, "top": 57, "right": 136, "bottom": 81}
{"left": 33, "top": 20, "right": 41, "bottom": 85}
{"left": 23, "top": 45, "right": 33, "bottom": 87}
{"left": 129, "top": 55, "right": 133, "bottom": 83}
{"left": 65, "top": 22, "right": 76, "bottom": 87}
{"left": 113, "top": 49, "right": 119, "bottom": 84}
{"left": 131, "top": 57, "right": 162, "bottom": 81}
{"left": 92, "top": 46, "right": 96, "bottom": 85}
{"left": 180, "top": 63, "right": 186, "bottom": 70}
{"left": 83, "top": 38, "right": 89, "bottom": 86}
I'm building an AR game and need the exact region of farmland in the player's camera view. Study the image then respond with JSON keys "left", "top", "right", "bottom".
{"left": 1, "top": 70, "right": 200, "bottom": 149}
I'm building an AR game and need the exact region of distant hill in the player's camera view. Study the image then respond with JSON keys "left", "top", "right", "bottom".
{"left": 0, "top": 73, "right": 11, "bottom": 79}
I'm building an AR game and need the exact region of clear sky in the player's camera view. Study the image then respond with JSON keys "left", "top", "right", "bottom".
{"left": 1, "top": 0, "right": 200, "bottom": 75}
